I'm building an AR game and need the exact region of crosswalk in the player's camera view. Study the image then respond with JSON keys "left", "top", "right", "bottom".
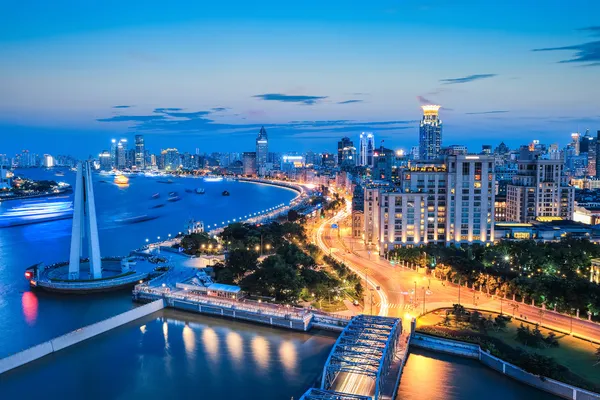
{"left": 373, "top": 302, "right": 413, "bottom": 310}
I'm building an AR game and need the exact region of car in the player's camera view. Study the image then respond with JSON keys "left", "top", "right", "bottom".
{"left": 376, "top": 286, "right": 381, "bottom": 290}
{"left": 353, "top": 300, "right": 359, "bottom": 306}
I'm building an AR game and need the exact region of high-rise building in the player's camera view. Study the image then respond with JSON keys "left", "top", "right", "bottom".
{"left": 364, "top": 154, "right": 495, "bottom": 253}
{"left": 419, "top": 105, "right": 443, "bottom": 160}
{"left": 341, "top": 146, "right": 358, "bottom": 168}
{"left": 506, "top": 155, "right": 574, "bottom": 222}
{"left": 321, "top": 153, "right": 336, "bottom": 168}
{"left": 162, "top": 148, "right": 180, "bottom": 170}
{"left": 99, "top": 151, "right": 112, "bottom": 171}
{"left": 337, "top": 137, "right": 353, "bottom": 166}
{"left": 42, "top": 154, "right": 54, "bottom": 168}
{"left": 135, "top": 135, "right": 145, "bottom": 170}
{"left": 359, "top": 132, "right": 375, "bottom": 167}
{"left": 116, "top": 139, "right": 128, "bottom": 170}
{"left": 481, "top": 145, "right": 492, "bottom": 155}
{"left": 596, "top": 131, "right": 600, "bottom": 179}
{"left": 242, "top": 152, "right": 257, "bottom": 176}
{"left": 110, "top": 139, "right": 118, "bottom": 168}
{"left": 571, "top": 132, "right": 580, "bottom": 155}
{"left": 255, "top": 126, "right": 269, "bottom": 176}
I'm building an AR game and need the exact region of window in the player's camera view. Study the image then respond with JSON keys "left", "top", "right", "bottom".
{"left": 462, "top": 163, "right": 470, "bottom": 175}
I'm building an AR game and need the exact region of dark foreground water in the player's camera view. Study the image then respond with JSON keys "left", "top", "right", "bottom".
{"left": 0, "top": 168, "right": 558, "bottom": 399}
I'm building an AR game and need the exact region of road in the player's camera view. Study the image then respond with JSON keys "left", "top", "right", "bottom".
{"left": 314, "top": 201, "right": 600, "bottom": 343}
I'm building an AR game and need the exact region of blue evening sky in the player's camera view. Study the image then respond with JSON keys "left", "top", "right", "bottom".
{"left": 0, "top": 1, "right": 599, "bottom": 157}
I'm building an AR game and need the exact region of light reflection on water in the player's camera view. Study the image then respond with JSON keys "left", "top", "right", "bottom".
{"left": 226, "top": 330, "right": 244, "bottom": 365}
{"left": 21, "top": 291, "right": 38, "bottom": 325}
{"left": 251, "top": 335, "right": 271, "bottom": 371}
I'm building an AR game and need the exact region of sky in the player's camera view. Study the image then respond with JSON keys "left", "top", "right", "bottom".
{"left": 1, "top": 1, "right": 599, "bottom": 157}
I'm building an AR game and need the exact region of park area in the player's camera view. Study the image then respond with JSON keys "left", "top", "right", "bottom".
{"left": 417, "top": 306, "right": 600, "bottom": 392}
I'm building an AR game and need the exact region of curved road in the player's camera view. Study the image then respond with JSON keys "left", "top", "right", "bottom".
{"left": 316, "top": 201, "right": 600, "bottom": 343}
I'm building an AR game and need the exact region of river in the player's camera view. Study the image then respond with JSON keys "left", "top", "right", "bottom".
{"left": 0, "top": 168, "right": 557, "bottom": 399}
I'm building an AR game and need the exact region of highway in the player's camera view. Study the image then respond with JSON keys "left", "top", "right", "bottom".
{"left": 314, "top": 200, "right": 600, "bottom": 343}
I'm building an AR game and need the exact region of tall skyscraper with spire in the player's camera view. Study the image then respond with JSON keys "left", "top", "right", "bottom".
{"left": 255, "top": 126, "right": 269, "bottom": 176}
{"left": 359, "top": 132, "right": 375, "bottom": 167}
{"left": 418, "top": 105, "right": 443, "bottom": 160}
{"left": 135, "top": 134, "right": 145, "bottom": 170}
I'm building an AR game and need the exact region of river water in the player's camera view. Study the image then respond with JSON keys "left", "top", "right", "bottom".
{"left": 0, "top": 168, "right": 557, "bottom": 399}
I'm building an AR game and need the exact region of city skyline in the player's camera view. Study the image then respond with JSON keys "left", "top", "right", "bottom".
{"left": 1, "top": 1, "right": 599, "bottom": 156}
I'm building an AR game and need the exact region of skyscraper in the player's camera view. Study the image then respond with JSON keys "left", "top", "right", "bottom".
{"left": 135, "top": 135, "right": 145, "bottom": 170}
{"left": 110, "top": 139, "right": 117, "bottom": 169}
{"left": 243, "top": 152, "right": 257, "bottom": 176}
{"left": 99, "top": 151, "right": 112, "bottom": 171}
{"left": 359, "top": 132, "right": 375, "bottom": 167}
{"left": 337, "top": 137, "right": 353, "bottom": 165}
{"left": 255, "top": 126, "right": 268, "bottom": 176}
{"left": 419, "top": 105, "right": 443, "bottom": 160}
{"left": 116, "top": 139, "right": 128, "bottom": 170}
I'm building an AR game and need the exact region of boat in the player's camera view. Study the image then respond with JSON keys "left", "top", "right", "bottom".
{"left": 168, "top": 191, "right": 178, "bottom": 197}
{"left": 150, "top": 204, "right": 165, "bottom": 209}
{"left": 0, "top": 201, "right": 73, "bottom": 228}
{"left": 55, "top": 172, "right": 65, "bottom": 177}
{"left": 114, "top": 175, "right": 129, "bottom": 185}
{"left": 167, "top": 195, "right": 181, "bottom": 202}
{"left": 222, "top": 190, "right": 230, "bottom": 196}
{"left": 195, "top": 188, "right": 205, "bottom": 194}
{"left": 115, "top": 215, "right": 158, "bottom": 224}
{"left": 151, "top": 193, "right": 160, "bottom": 199}
{"left": 157, "top": 179, "right": 174, "bottom": 184}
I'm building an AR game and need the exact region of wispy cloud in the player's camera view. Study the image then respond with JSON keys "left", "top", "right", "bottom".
{"left": 153, "top": 108, "right": 183, "bottom": 113}
{"left": 417, "top": 95, "right": 435, "bottom": 105}
{"left": 440, "top": 74, "right": 497, "bottom": 85}
{"left": 211, "top": 107, "right": 229, "bottom": 112}
{"left": 465, "top": 110, "right": 509, "bottom": 115}
{"left": 533, "top": 27, "right": 600, "bottom": 66}
{"left": 113, "top": 105, "right": 132, "bottom": 109}
{"left": 252, "top": 93, "right": 328, "bottom": 105}
{"left": 97, "top": 115, "right": 165, "bottom": 122}
{"left": 337, "top": 99, "right": 363, "bottom": 104}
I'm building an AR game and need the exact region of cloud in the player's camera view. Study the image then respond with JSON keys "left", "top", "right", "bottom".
{"left": 252, "top": 93, "right": 328, "bottom": 105}
{"left": 533, "top": 41, "right": 600, "bottom": 65}
{"left": 440, "top": 74, "right": 497, "bottom": 85}
{"left": 417, "top": 95, "right": 435, "bottom": 105}
{"left": 113, "top": 105, "right": 132, "bottom": 109}
{"left": 533, "top": 27, "right": 600, "bottom": 66}
{"left": 465, "top": 110, "right": 509, "bottom": 115}
{"left": 337, "top": 99, "right": 363, "bottom": 104}
{"left": 153, "top": 108, "right": 183, "bottom": 113}
{"left": 211, "top": 107, "right": 229, "bottom": 112}
{"left": 97, "top": 115, "right": 166, "bottom": 122}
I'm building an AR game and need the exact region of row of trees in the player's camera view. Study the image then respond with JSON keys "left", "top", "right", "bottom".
{"left": 390, "top": 239, "right": 600, "bottom": 318}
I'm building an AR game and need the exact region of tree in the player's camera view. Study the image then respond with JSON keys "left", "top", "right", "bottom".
{"left": 226, "top": 248, "right": 259, "bottom": 282}
{"left": 240, "top": 255, "right": 303, "bottom": 302}
{"left": 287, "top": 209, "right": 300, "bottom": 222}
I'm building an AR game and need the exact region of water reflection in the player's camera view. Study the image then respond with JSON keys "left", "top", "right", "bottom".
{"left": 226, "top": 331, "right": 244, "bottom": 366}
{"left": 182, "top": 324, "right": 196, "bottom": 356}
{"left": 162, "top": 320, "right": 169, "bottom": 348}
{"left": 21, "top": 291, "right": 38, "bottom": 325}
{"left": 279, "top": 341, "right": 297, "bottom": 375}
{"left": 139, "top": 325, "right": 146, "bottom": 334}
{"left": 202, "top": 327, "right": 219, "bottom": 362}
{"left": 251, "top": 335, "right": 270, "bottom": 371}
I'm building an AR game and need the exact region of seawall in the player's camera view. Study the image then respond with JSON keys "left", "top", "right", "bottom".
{"left": 0, "top": 299, "right": 165, "bottom": 375}
{"left": 411, "top": 333, "right": 600, "bottom": 400}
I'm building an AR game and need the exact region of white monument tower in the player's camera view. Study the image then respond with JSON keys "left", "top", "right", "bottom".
{"left": 68, "top": 161, "right": 102, "bottom": 279}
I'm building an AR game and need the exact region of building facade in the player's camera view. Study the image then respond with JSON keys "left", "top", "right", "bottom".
{"left": 242, "top": 152, "right": 257, "bottom": 176}
{"left": 418, "top": 105, "right": 443, "bottom": 161}
{"left": 359, "top": 132, "right": 375, "bottom": 167}
{"left": 135, "top": 135, "right": 145, "bottom": 170}
{"left": 506, "top": 157, "right": 575, "bottom": 223}
{"left": 364, "top": 155, "right": 495, "bottom": 254}
{"left": 255, "top": 126, "right": 268, "bottom": 176}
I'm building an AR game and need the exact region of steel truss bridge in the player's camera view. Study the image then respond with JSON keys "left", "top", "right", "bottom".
{"left": 301, "top": 314, "right": 402, "bottom": 400}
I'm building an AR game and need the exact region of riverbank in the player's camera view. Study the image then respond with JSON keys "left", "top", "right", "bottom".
{"left": 411, "top": 332, "right": 600, "bottom": 400}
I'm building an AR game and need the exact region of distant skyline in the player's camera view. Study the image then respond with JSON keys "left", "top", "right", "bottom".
{"left": 1, "top": 1, "right": 599, "bottom": 157}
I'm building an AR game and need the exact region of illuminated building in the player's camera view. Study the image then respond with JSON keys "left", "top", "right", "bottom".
{"left": 42, "top": 154, "right": 54, "bottom": 168}
{"left": 364, "top": 155, "right": 495, "bottom": 253}
{"left": 506, "top": 155, "right": 574, "bottom": 223}
{"left": 419, "top": 105, "right": 442, "bottom": 160}
{"left": 110, "top": 139, "right": 117, "bottom": 168}
{"left": 255, "top": 126, "right": 269, "bottom": 176}
{"left": 494, "top": 195, "right": 507, "bottom": 222}
{"left": 359, "top": 132, "right": 375, "bottom": 167}
{"left": 116, "top": 139, "right": 128, "bottom": 170}
{"left": 337, "top": 137, "right": 353, "bottom": 166}
{"left": 162, "top": 148, "right": 180, "bottom": 171}
{"left": 591, "top": 259, "right": 600, "bottom": 284}
{"left": 242, "top": 152, "right": 257, "bottom": 176}
{"left": 321, "top": 153, "right": 336, "bottom": 169}
{"left": 135, "top": 135, "right": 145, "bottom": 170}
{"left": 99, "top": 151, "right": 112, "bottom": 171}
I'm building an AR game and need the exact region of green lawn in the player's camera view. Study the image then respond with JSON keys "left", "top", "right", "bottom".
{"left": 418, "top": 309, "right": 600, "bottom": 387}
{"left": 313, "top": 299, "right": 347, "bottom": 312}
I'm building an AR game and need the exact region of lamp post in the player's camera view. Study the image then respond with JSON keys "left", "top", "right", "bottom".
{"left": 570, "top": 308, "right": 575, "bottom": 334}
